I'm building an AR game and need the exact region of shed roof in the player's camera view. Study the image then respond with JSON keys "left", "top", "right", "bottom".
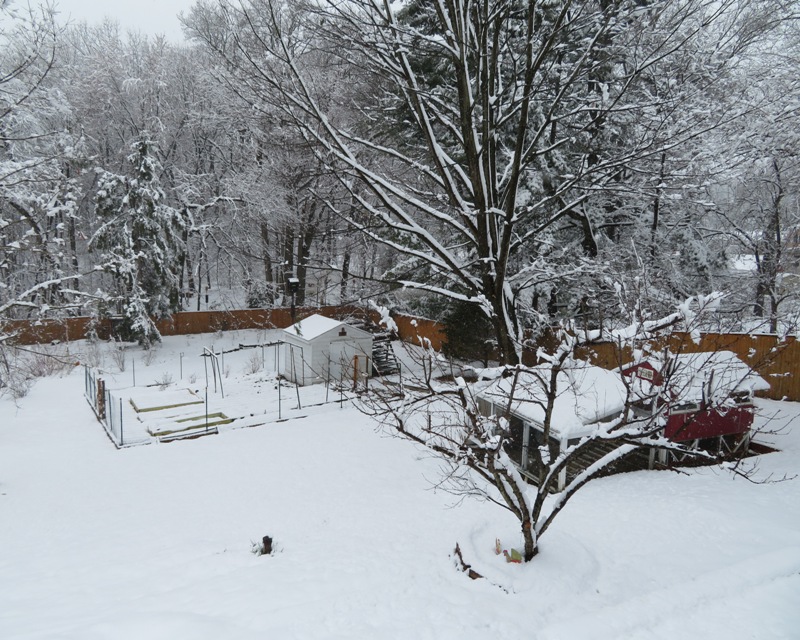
{"left": 282, "top": 314, "right": 372, "bottom": 342}
{"left": 478, "top": 362, "right": 627, "bottom": 439}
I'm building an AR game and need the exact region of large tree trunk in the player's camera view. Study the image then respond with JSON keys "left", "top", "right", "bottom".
{"left": 489, "top": 292, "right": 520, "bottom": 365}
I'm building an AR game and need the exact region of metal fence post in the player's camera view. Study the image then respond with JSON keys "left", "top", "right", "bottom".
{"left": 106, "top": 390, "right": 112, "bottom": 437}
{"left": 219, "top": 355, "right": 225, "bottom": 399}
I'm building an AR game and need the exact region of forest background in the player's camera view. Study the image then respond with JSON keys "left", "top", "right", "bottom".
{"left": 1, "top": 0, "right": 799, "bottom": 357}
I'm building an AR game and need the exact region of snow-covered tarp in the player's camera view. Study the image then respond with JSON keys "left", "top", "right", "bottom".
{"left": 478, "top": 362, "right": 628, "bottom": 438}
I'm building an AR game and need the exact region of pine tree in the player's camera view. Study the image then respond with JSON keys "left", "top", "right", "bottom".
{"left": 90, "top": 137, "right": 185, "bottom": 346}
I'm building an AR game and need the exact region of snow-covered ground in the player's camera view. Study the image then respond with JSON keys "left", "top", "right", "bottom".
{"left": 1, "top": 330, "right": 799, "bottom": 639}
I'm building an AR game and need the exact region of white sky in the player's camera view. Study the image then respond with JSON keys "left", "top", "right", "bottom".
{"left": 45, "top": 0, "right": 197, "bottom": 42}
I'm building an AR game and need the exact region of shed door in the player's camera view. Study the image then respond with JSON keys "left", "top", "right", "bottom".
{"left": 285, "top": 343, "right": 305, "bottom": 385}
{"left": 330, "top": 341, "right": 356, "bottom": 384}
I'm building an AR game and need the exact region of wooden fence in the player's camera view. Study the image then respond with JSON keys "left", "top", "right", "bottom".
{"left": 3, "top": 308, "right": 796, "bottom": 401}
{"left": 0, "top": 305, "right": 446, "bottom": 349}
{"left": 2, "top": 306, "right": 357, "bottom": 345}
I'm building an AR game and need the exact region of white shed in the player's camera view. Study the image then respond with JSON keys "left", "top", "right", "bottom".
{"left": 280, "top": 314, "right": 374, "bottom": 386}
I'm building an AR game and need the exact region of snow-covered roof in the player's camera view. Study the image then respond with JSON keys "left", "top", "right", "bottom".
{"left": 282, "top": 314, "right": 372, "bottom": 343}
{"left": 478, "top": 362, "right": 627, "bottom": 439}
{"left": 283, "top": 314, "right": 345, "bottom": 341}
{"left": 635, "top": 350, "right": 770, "bottom": 401}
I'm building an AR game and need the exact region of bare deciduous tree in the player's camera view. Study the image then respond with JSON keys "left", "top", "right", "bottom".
{"left": 363, "top": 294, "right": 774, "bottom": 562}
{"left": 186, "top": 0, "right": 787, "bottom": 362}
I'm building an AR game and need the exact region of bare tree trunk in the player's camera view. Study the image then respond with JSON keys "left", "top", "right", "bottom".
{"left": 759, "top": 158, "right": 785, "bottom": 333}
{"left": 295, "top": 227, "right": 314, "bottom": 307}
{"left": 522, "top": 519, "right": 537, "bottom": 562}
{"left": 282, "top": 227, "right": 294, "bottom": 294}
{"left": 651, "top": 152, "right": 667, "bottom": 258}
{"left": 295, "top": 201, "right": 317, "bottom": 306}
{"left": 340, "top": 249, "right": 351, "bottom": 303}
{"left": 261, "top": 222, "right": 275, "bottom": 306}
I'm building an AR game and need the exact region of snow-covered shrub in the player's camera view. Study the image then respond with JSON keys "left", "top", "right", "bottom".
{"left": 156, "top": 372, "right": 174, "bottom": 390}
{"left": 244, "top": 352, "right": 263, "bottom": 375}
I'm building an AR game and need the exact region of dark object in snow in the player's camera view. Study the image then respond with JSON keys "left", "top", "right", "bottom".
{"left": 453, "top": 543, "right": 482, "bottom": 580}
{"left": 261, "top": 536, "right": 273, "bottom": 555}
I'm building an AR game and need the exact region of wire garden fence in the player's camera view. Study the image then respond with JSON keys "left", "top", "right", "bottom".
{"left": 84, "top": 365, "right": 128, "bottom": 447}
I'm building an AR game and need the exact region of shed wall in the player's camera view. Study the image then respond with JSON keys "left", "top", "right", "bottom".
{"left": 279, "top": 330, "right": 373, "bottom": 386}
{"left": 281, "top": 337, "right": 313, "bottom": 385}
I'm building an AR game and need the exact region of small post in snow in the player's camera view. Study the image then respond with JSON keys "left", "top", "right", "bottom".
{"left": 326, "top": 352, "right": 331, "bottom": 403}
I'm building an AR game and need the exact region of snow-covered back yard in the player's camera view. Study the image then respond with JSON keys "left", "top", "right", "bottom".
{"left": 1, "top": 331, "right": 799, "bottom": 639}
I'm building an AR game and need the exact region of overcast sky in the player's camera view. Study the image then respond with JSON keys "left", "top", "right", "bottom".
{"left": 46, "top": 0, "right": 197, "bottom": 42}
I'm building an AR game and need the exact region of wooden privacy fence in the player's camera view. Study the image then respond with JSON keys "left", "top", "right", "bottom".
{"left": 3, "top": 308, "right": 797, "bottom": 401}
{"left": 2, "top": 306, "right": 358, "bottom": 345}
{"left": 1, "top": 305, "right": 447, "bottom": 350}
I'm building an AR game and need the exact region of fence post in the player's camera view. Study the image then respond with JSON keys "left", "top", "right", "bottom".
{"left": 97, "top": 378, "right": 106, "bottom": 418}
{"left": 106, "top": 389, "right": 112, "bottom": 436}
{"left": 326, "top": 353, "right": 331, "bottom": 403}
{"left": 219, "top": 353, "right": 225, "bottom": 399}
{"left": 211, "top": 348, "right": 217, "bottom": 394}
{"left": 119, "top": 397, "right": 124, "bottom": 446}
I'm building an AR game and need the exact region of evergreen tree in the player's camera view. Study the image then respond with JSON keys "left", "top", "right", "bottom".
{"left": 90, "top": 137, "right": 185, "bottom": 346}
